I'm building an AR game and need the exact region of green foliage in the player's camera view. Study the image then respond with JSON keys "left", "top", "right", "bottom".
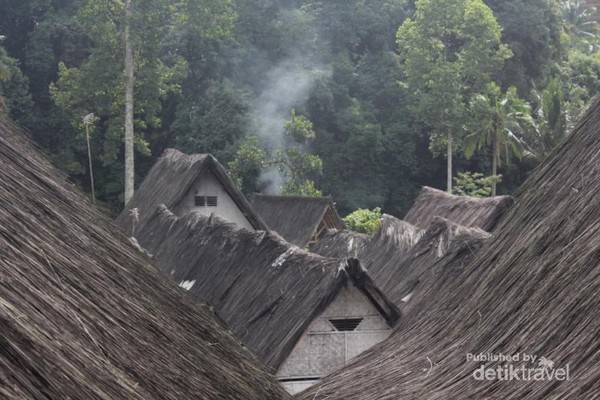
{"left": 227, "top": 136, "right": 269, "bottom": 194}
{"left": 561, "top": 0, "right": 599, "bottom": 53}
{"left": 397, "top": 0, "right": 512, "bottom": 192}
{"left": 173, "top": 80, "right": 250, "bottom": 161}
{"left": 528, "top": 78, "right": 569, "bottom": 159}
{"left": 281, "top": 179, "right": 322, "bottom": 197}
{"left": 284, "top": 109, "right": 316, "bottom": 144}
{"left": 229, "top": 111, "right": 323, "bottom": 197}
{"left": 464, "top": 83, "right": 533, "bottom": 165}
{"left": 46, "top": 0, "right": 233, "bottom": 211}
{"left": 397, "top": 0, "right": 512, "bottom": 135}
{"left": 0, "top": 0, "right": 584, "bottom": 216}
{"left": 485, "top": 0, "right": 562, "bottom": 94}
{"left": 343, "top": 207, "right": 382, "bottom": 235}
{"left": 453, "top": 172, "right": 497, "bottom": 197}
{"left": 0, "top": 44, "right": 33, "bottom": 121}
{"left": 276, "top": 146, "right": 323, "bottom": 196}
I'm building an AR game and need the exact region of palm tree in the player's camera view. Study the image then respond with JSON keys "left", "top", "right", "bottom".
{"left": 464, "top": 83, "right": 533, "bottom": 196}
{"left": 528, "top": 79, "right": 569, "bottom": 160}
{"left": 562, "top": 0, "right": 599, "bottom": 52}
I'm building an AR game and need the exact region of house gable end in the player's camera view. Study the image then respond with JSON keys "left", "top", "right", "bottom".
{"left": 172, "top": 169, "right": 255, "bottom": 231}
{"left": 276, "top": 283, "right": 393, "bottom": 394}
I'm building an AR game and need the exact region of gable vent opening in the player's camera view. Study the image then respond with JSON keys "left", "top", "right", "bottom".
{"left": 207, "top": 196, "right": 218, "bottom": 207}
{"left": 194, "top": 196, "right": 206, "bottom": 207}
{"left": 329, "top": 318, "right": 363, "bottom": 331}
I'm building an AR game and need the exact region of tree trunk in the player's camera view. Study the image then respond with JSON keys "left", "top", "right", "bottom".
{"left": 124, "top": 0, "right": 135, "bottom": 205}
{"left": 447, "top": 127, "right": 453, "bottom": 193}
{"left": 85, "top": 123, "right": 95, "bottom": 204}
{"left": 492, "top": 129, "right": 498, "bottom": 197}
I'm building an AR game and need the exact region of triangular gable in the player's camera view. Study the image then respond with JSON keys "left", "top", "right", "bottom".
{"left": 116, "top": 149, "right": 268, "bottom": 234}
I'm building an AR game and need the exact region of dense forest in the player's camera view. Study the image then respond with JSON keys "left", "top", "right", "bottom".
{"left": 1, "top": 0, "right": 599, "bottom": 217}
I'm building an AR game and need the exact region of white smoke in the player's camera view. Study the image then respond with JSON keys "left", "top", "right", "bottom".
{"left": 257, "top": 166, "right": 286, "bottom": 195}
{"left": 252, "top": 60, "right": 320, "bottom": 150}
{"left": 250, "top": 59, "right": 331, "bottom": 194}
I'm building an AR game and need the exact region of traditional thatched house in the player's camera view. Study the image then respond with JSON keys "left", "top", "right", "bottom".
{"left": 311, "top": 214, "right": 487, "bottom": 311}
{"left": 0, "top": 116, "right": 289, "bottom": 399}
{"left": 404, "top": 186, "right": 514, "bottom": 231}
{"left": 251, "top": 194, "right": 344, "bottom": 247}
{"left": 299, "top": 100, "right": 600, "bottom": 399}
{"left": 116, "top": 148, "right": 267, "bottom": 235}
{"left": 134, "top": 206, "right": 400, "bottom": 394}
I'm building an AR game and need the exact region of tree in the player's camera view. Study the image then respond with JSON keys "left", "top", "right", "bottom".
{"left": 228, "top": 111, "right": 323, "bottom": 196}
{"left": 529, "top": 78, "right": 569, "bottom": 159}
{"left": 453, "top": 172, "right": 495, "bottom": 197}
{"left": 277, "top": 110, "right": 323, "bottom": 196}
{"left": 397, "top": 0, "right": 511, "bottom": 193}
{"left": 484, "top": 0, "right": 562, "bottom": 94}
{"left": 227, "top": 136, "right": 269, "bottom": 195}
{"left": 0, "top": 42, "right": 33, "bottom": 120}
{"left": 50, "top": 0, "right": 234, "bottom": 210}
{"left": 124, "top": 0, "right": 135, "bottom": 204}
{"left": 464, "top": 83, "right": 533, "bottom": 196}
{"left": 561, "top": 0, "right": 599, "bottom": 53}
{"left": 343, "top": 207, "right": 382, "bottom": 235}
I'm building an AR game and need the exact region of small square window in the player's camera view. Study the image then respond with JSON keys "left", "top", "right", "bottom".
{"left": 207, "top": 196, "right": 218, "bottom": 207}
{"left": 194, "top": 196, "right": 206, "bottom": 207}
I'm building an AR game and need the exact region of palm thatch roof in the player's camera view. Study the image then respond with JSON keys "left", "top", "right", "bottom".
{"left": 344, "top": 215, "right": 423, "bottom": 281}
{"left": 116, "top": 148, "right": 268, "bottom": 234}
{"left": 134, "top": 206, "right": 400, "bottom": 372}
{"left": 363, "top": 214, "right": 425, "bottom": 259}
{"left": 0, "top": 115, "right": 289, "bottom": 399}
{"left": 251, "top": 194, "right": 345, "bottom": 247}
{"left": 299, "top": 100, "right": 600, "bottom": 399}
{"left": 312, "top": 215, "right": 487, "bottom": 311}
{"left": 404, "top": 186, "right": 514, "bottom": 231}
{"left": 374, "top": 217, "right": 489, "bottom": 310}
{"left": 311, "top": 214, "right": 423, "bottom": 260}
{"left": 309, "top": 229, "right": 371, "bottom": 258}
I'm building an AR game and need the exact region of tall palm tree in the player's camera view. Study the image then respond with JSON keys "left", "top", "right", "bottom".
{"left": 528, "top": 79, "right": 569, "bottom": 159}
{"left": 562, "top": 0, "right": 599, "bottom": 52}
{"left": 464, "top": 83, "right": 533, "bottom": 196}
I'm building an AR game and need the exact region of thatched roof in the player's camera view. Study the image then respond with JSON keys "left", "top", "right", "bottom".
{"left": 134, "top": 206, "right": 400, "bottom": 372}
{"left": 116, "top": 148, "right": 268, "bottom": 234}
{"left": 0, "top": 115, "right": 289, "bottom": 399}
{"left": 311, "top": 214, "right": 423, "bottom": 262}
{"left": 404, "top": 186, "right": 514, "bottom": 231}
{"left": 299, "top": 100, "right": 600, "bottom": 399}
{"left": 374, "top": 217, "right": 489, "bottom": 310}
{"left": 348, "top": 214, "right": 423, "bottom": 279}
{"left": 309, "top": 229, "right": 371, "bottom": 258}
{"left": 364, "top": 214, "right": 425, "bottom": 258}
{"left": 312, "top": 215, "right": 487, "bottom": 311}
{"left": 251, "top": 194, "right": 344, "bottom": 247}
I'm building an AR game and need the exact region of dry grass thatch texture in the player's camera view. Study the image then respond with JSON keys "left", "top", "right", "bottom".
{"left": 404, "top": 186, "right": 514, "bottom": 231}
{"left": 297, "top": 102, "right": 600, "bottom": 399}
{"left": 358, "top": 214, "right": 424, "bottom": 279}
{"left": 116, "top": 148, "right": 268, "bottom": 234}
{"left": 135, "top": 206, "right": 400, "bottom": 372}
{"left": 251, "top": 194, "right": 344, "bottom": 247}
{"left": 309, "top": 229, "right": 371, "bottom": 258}
{"left": 0, "top": 115, "right": 290, "bottom": 399}
{"left": 382, "top": 217, "right": 490, "bottom": 313}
